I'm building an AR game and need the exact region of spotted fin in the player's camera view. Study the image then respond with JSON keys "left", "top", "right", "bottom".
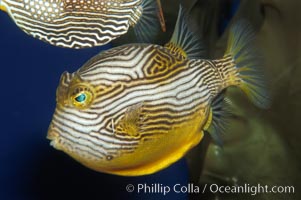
{"left": 164, "top": 6, "right": 206, "bottom": 59}
{"left": 134, "top": 0, "right": 163, "bottom": 43}
{"left": 204, "top": 92, "right": 232, "bottom": 146}
{"left": 116, "top": 102, "right": 146, "bottom": 137}
{"left": 224, "top": 20, "right": 270, "bottom": 109}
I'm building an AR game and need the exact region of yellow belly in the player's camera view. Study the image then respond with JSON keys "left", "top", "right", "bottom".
{"left": 80, "top": 107, "right": 209, "bottom": 176}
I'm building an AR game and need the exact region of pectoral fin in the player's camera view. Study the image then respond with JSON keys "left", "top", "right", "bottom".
{"left": 116, "top": 102, "right": 146, "bottom": 138}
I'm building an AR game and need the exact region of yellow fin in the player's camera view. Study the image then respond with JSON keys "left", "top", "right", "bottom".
{"left": 164, "top": 6, "right": 205, "bottom": 59}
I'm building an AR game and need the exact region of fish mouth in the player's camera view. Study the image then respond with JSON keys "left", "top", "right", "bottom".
{"left": 47, "top": 124, "right": 61, "bottom": 148}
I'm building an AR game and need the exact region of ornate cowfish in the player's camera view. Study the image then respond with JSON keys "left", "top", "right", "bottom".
{"left": 47, "top": 7, "right": 269, "bottom": 176}
{"left": 0, "top": 0, "right": 164, "bottom": 48}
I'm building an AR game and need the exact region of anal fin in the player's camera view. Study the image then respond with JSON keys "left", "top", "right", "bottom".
{"left": 204, "top": 91, "right": 232, "bottom": 146}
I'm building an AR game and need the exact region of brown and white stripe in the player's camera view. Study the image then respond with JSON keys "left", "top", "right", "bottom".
{"left": 48, "top": 43, "right": 233, "bottom": 162}
{"left": 1, "top": 0, "right": 143, "bottom": 48}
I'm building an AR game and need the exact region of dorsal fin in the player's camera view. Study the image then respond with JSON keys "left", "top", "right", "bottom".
{"left": 204, "top": 91, "right": 232, "bottom": 146}
{"left": 164, "top": 6, "right": 205, "bottom": 59}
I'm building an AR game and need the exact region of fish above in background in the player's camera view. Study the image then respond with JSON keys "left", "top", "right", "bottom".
{"left": 0, "top": 0, "right": 164, "bottom": 49}
{"left": 47, "top": 7, "right": 270, "bottom": 176}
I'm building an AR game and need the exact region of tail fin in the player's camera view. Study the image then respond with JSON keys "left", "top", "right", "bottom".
{"left": 224, "top": 21, "right": 270, "bottom": 109}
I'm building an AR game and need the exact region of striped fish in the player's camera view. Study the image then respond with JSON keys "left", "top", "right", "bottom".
{"left": 47, "top": 7, "right": 270, "bottom": 176}
{"left": 0, "top": 0, "right": 163, "bottom": 48}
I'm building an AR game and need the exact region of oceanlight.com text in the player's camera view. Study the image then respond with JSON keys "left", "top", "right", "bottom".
{"left": 125, "top": 183, "right": 295, "bottom": 196}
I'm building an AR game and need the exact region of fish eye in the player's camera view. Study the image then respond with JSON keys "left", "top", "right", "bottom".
{"left": 69, "top": 85, "right": 94, "bottom": 109}
{"left": 75, "top": 93, "right": 87, "bottom": 103}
